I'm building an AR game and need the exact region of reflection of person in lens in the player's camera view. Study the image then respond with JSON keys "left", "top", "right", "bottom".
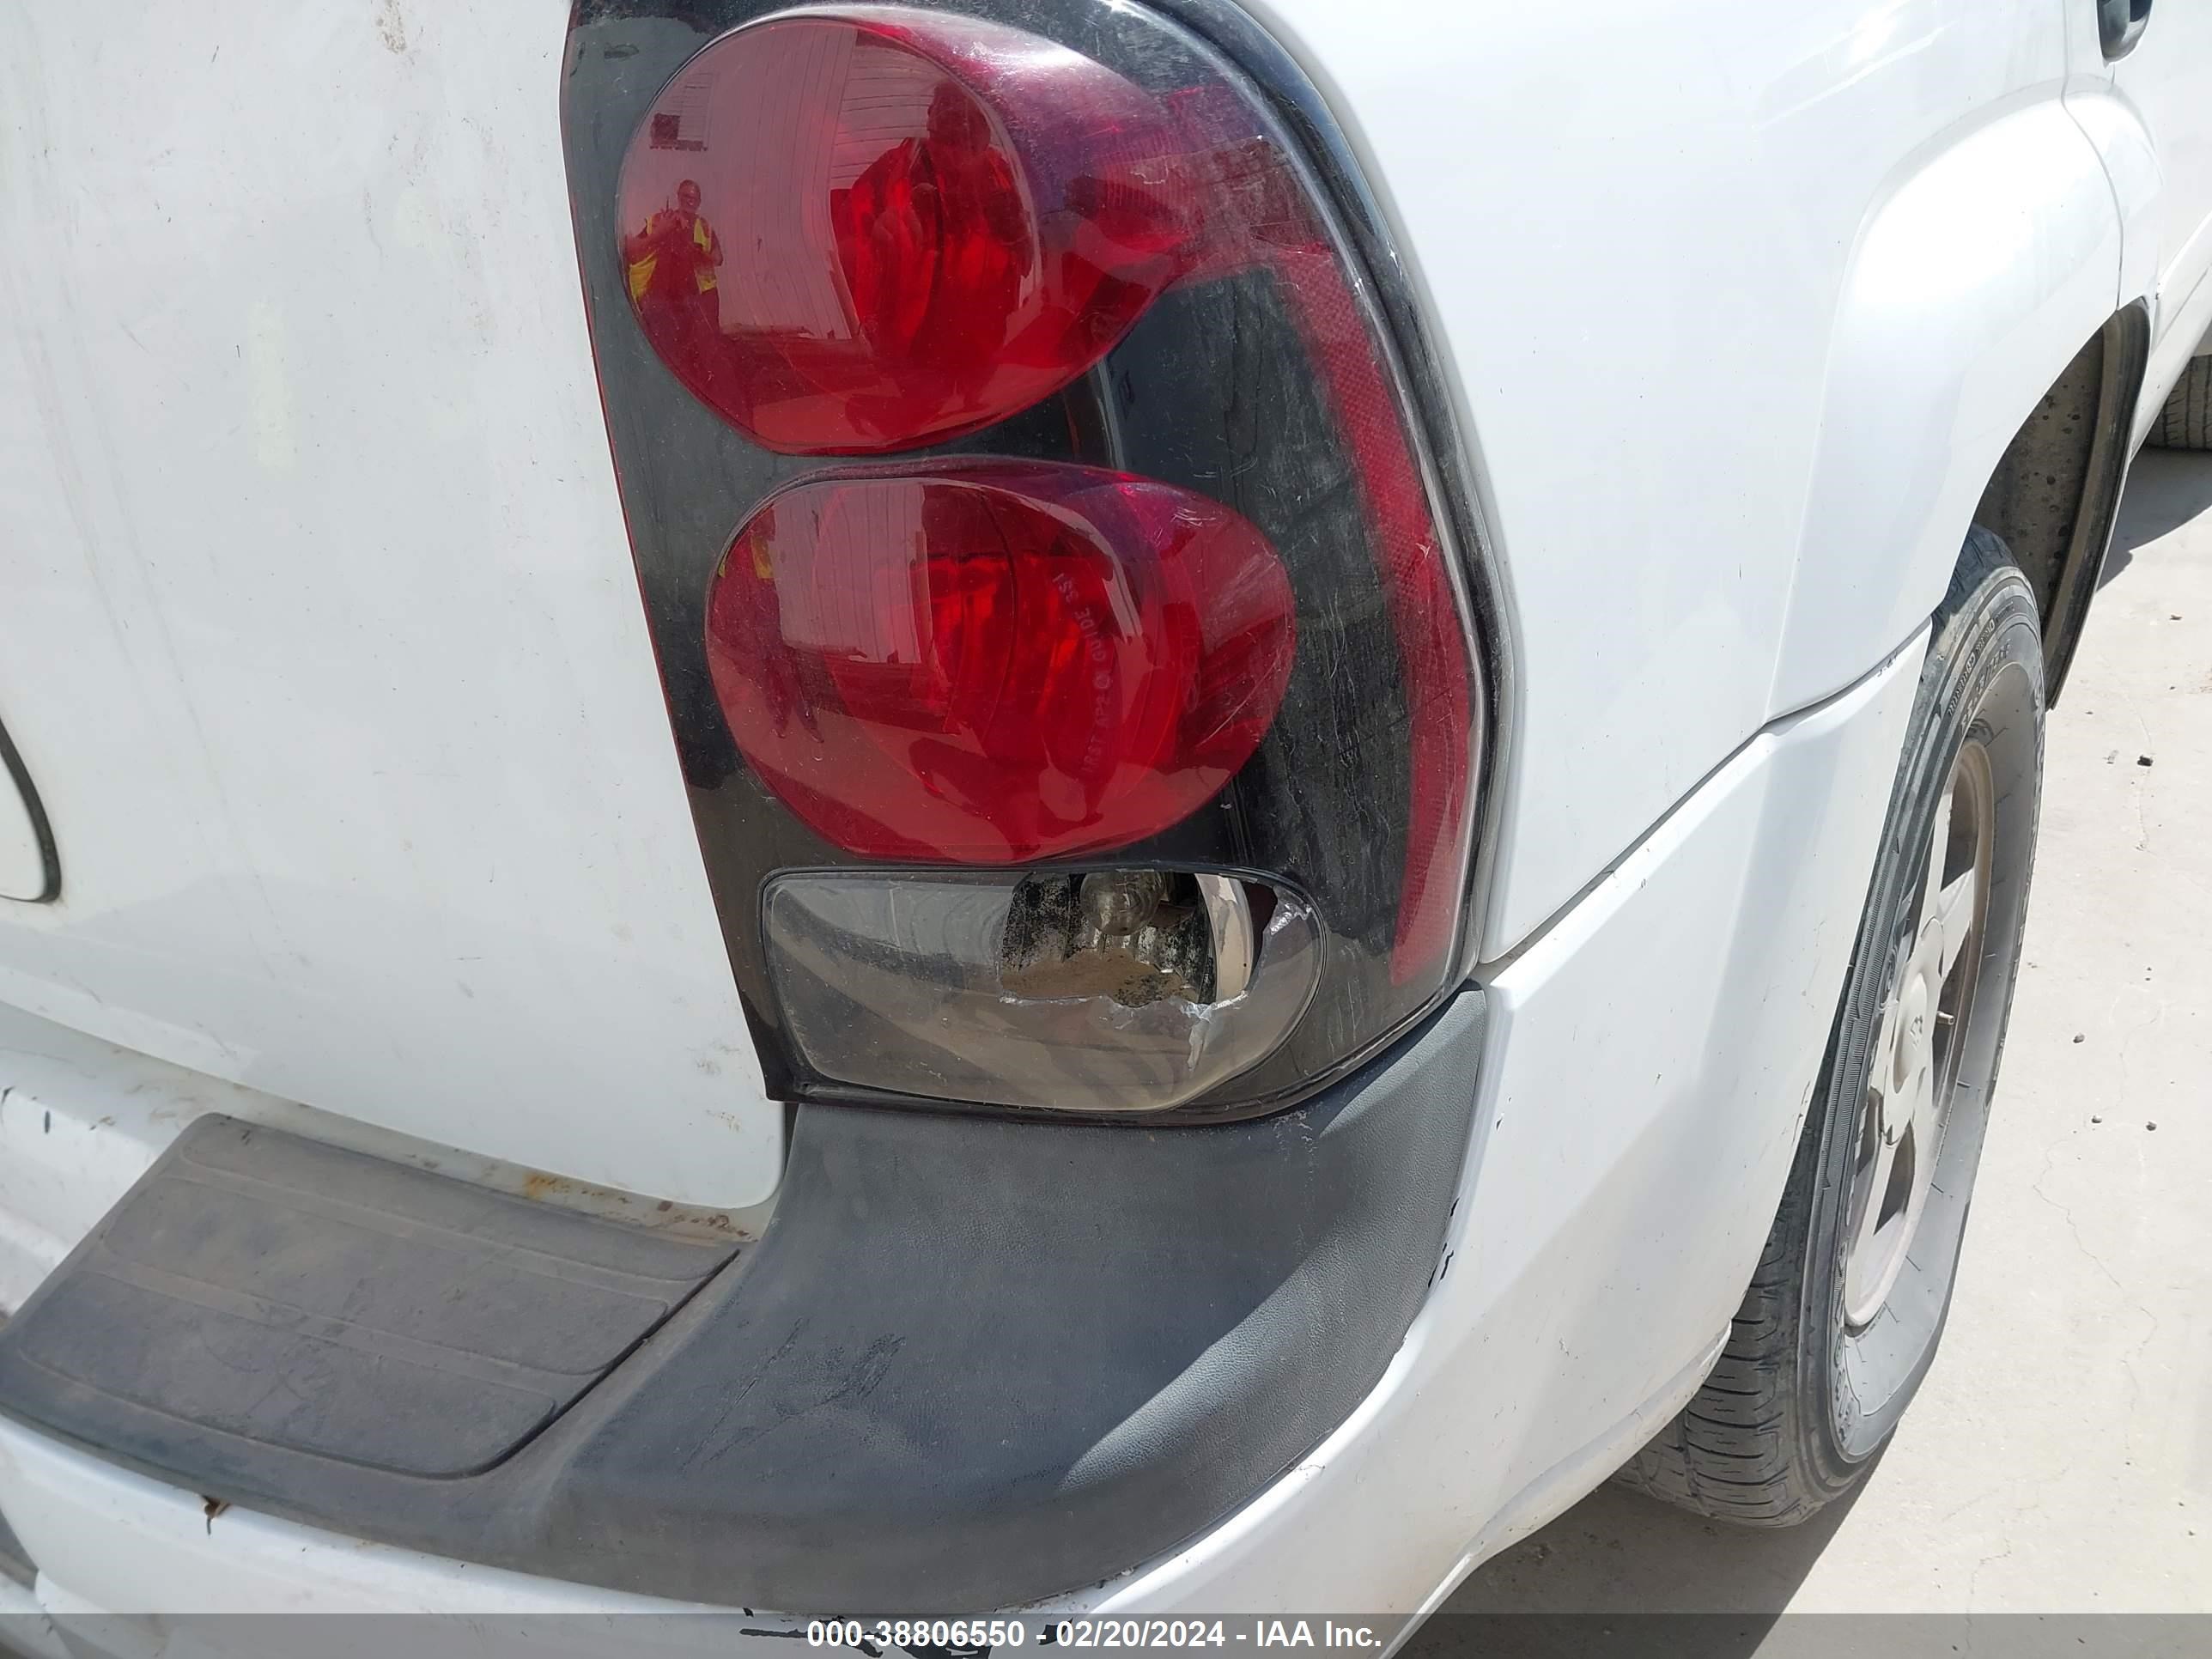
{"left": 919, "top": 86, "right": 1025, "bottom": 392}
{"left": 625, "top": 179, "right": 725, "bottom": 378}
{"left": 835, "top": 87, "right": 1029, "bottom": 431}
{"left": 725, "top": 517, "right": 819, "bottom": 744}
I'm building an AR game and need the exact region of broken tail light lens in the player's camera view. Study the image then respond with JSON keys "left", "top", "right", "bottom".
{"left": 574, "top": 0, "right": 1489, "bottom": 1118}
{"left": 765, "top": 869, "right": 1321, "bottom": 1111}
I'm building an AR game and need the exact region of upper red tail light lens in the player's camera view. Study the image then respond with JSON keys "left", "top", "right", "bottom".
{"left": 705, "top": 464, "right": 1296, "bottom": 862}
{"left": 616, "top": 11, "right": 1195, "bottom": 455}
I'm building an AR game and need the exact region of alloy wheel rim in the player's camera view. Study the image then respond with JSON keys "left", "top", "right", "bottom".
{"left": 1841, "top": 738, "right": 1995, "bottom": 1331}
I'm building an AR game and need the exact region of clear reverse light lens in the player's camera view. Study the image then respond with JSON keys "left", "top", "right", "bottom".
{"left": 763, "top": 868, "right": 1321, "bottom": 1112}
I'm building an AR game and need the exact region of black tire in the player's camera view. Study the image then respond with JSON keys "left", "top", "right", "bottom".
{"left": 2149, "top": 356, "right": 2212, "bottom": 450}
{"left": 1616, "top": 527, "right": 2044, "bottom": 1524}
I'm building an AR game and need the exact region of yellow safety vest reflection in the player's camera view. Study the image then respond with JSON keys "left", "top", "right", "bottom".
{"left": 627, "top": 214, "right": 720, "bottom": 302}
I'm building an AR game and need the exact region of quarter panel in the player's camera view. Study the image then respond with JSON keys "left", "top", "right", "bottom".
{"left": 1253, "top": 0, "right": 2069, "bottom": 954}
{"left": 1771, "top": 97, "right": 2124, "bottom": 716}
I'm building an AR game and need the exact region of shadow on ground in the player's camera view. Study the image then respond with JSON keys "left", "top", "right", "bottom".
{"left": 2100, "top": 446, "right": 2212, "bottom": 587}
{"left": 1440, "top": 1476, "right": 1873, "bottom": 1632}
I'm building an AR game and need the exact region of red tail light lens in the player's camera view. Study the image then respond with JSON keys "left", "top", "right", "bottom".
{"left": 704, "top": 465, "right": 1295, "bottom": 862}
{"left": 571, "top": 0, "right": 1492, "bottom": 1119}
{"left": 617, "top": 13, "right": 1194, "bottom": 454}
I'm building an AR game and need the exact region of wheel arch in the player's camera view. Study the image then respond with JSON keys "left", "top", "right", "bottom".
{"left": 1973, "top": 301, "right": 2149, "bottom": 705}
{"left": 1769, "top": 97, "right": 2128, "bottom": 718}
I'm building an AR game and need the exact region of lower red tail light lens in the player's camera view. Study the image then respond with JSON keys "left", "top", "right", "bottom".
{"left": 703, "top": 464, "right": 1297, "bottom": 863}
{"left": 616, "top": 12, "right": 1194, "bottom": 455}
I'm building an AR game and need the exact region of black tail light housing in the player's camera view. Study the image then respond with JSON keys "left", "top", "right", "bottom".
{"left": 563, "top": 0, "right": 1496, "bottom": 1121}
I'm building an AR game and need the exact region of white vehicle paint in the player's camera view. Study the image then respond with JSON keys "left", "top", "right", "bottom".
{"left": 2081, "top": 3, "right": 2212, "bottom": 445}
{"left": 2113, "top": 3, "right": 2212, "bottom": 311}
{"left": 0, "top": 3, "right": 778, "bottom": 1208}
{"left": 0, "top": 0, "right": 2207, "bottom": 1630}
{"left": 1283, "top": 0, "right": 2181, "bottom": 954}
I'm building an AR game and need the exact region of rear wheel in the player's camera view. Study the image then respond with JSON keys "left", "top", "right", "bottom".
{"left": 1618, "top": 527, "right": 2043, "bottom": 1523}
{"left": 2149, "top": 356, "right": 2212, "bottom": 450}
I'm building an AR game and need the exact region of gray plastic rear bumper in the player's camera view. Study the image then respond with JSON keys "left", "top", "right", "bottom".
{"left": 0, "top": 992, "right": 1484, "bottom": 1613}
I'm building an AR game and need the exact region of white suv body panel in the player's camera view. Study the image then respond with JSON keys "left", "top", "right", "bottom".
{"left": 1249, "top": 0, "right": 2142, "bottom": 955}
{"left": 0, "top": 3, "right": 779, "bottom": 1206}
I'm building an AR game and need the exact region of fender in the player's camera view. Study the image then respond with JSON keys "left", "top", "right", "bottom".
{"left": 1770, "top": 97, "right": 2124, "bottom": 717}
{"left": 1976, "top": 305, "right": 2149, "bottom": 706}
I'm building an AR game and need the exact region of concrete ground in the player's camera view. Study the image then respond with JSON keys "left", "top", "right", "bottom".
{"left": 1445, "top": 447, "right": 2212, "bottom": 1622}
